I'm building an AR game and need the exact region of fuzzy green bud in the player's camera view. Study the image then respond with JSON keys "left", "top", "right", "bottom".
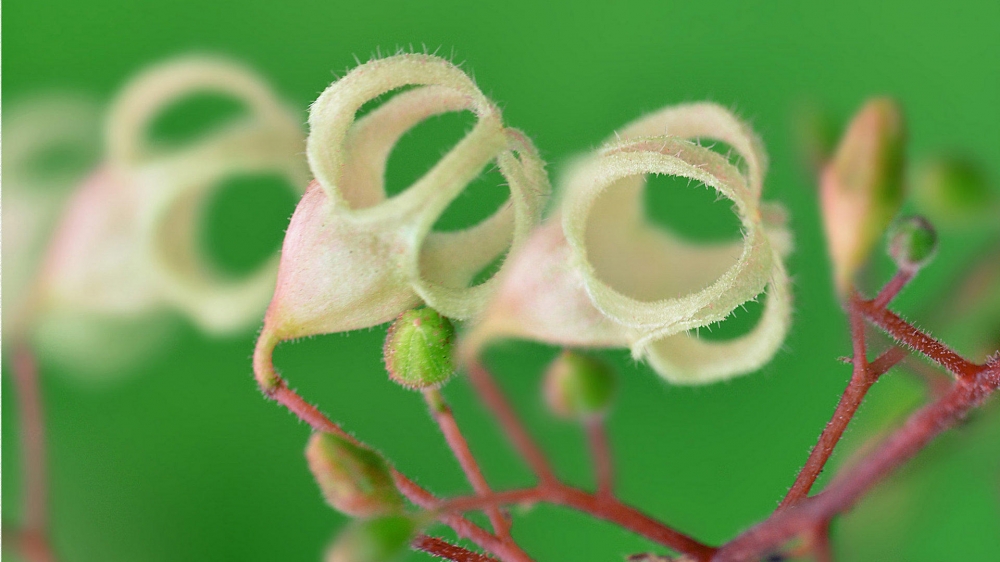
{"left": 325, "top": 515, "right": 417, "bottom": 562}
{"left": 820, "top": 98, "right": 906, "bottom": 295}
{"left": 306, "top": 432, "right": 404, "bottom": 518}
{"left": 383, "top": 308, "right": 456, "bottom": 390}
{"left": 887, "top": 216, "right": 937, "bottom": 271}
{"left": 913, "top": 155, "right": 997, "bottom": 227}
{"left": 543, "top": 350, "right": 616, "bottom": 420}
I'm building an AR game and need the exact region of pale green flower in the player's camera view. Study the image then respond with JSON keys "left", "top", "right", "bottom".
{"left": 254, "top": 54, "right": 549, "bottom": 390}
{"left": 464, "top": 103, "right": 793, "bottom": 384}
{"left": 36, "top": 56, "right": 309, "bottom": 337}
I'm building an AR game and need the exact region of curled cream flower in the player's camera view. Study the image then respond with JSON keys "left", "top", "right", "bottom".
{"left": 254, "top": 54, "right": 549, "bottom": 391}
{"left": 464, "top": 103, "right": 793, "bottom": 384}
{"left": 33, "top": 55, "right": 308, "bottom": 358}
{"left": 2, "top": 97, "right": 101, "bottom": 341}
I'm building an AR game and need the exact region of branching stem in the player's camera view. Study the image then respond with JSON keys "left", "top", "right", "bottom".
{"left": 779, "top": 297, "right": 906, "bottom": 509}
{"left": 424, "top": 388, "right": 512, "bottom": 539}
{"left": 466, "top": 359, "right": 558, "bottom": 484}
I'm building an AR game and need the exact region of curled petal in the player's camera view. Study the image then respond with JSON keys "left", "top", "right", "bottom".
{"left": 256, "top": 55, "right": 549, "bottom": 390}
{"left": 38, "top": 56, "right": 308, "bottom": 340}
{"left": 465, "top": 104, "right": 792, "bottom": 383}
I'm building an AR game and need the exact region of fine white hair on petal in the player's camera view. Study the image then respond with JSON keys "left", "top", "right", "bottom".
{"left": 255, "top": 54, "right": 550, "bottom": 389}
{"left": 464, "top": 103, "right": 792, "bottom": 384}
{"left": 37, "top": 55, "right": 309, "bottom": 339}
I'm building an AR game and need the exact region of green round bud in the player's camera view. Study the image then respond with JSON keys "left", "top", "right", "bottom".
{"left": 306, "top": 432, "right": 404, "bottom": 518}
{"left": 325, "top": 515, "right": 417, "bottom": 562}
{"left": 887, "top": 216, "right": 937, "bottom": 271}
{"left": 913, "top": 155, "right": 996, "bottom": 226}
{"left": 383, "top": 308, "right": 456, "bottom": 390}
{"left": 543, "top": 350, "right": 616, "bottom": 420}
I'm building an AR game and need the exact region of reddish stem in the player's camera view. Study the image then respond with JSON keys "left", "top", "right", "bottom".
{"left": 872, "top": 269, "right": 913, "bottom": 309}
{"left": 10, "top": 345, "right": 57, "bottom": 562}
{"left": 392, "top": 472, "right": 530, "bottom": 562}
{"left": 856, "top": 299, "right": 980, "bottom": 379}
{"left": 810, "top": 521, "right": 833, "bottom": 562}
{"left": 269, "top": 382, "right": 351, "bottom": 439}
{"left": 13, "top": 346, "right": 49, "bottom": 533}
{"left": 585, "top": 417, "right": 615, "bottom": 499}
{"left": 714, "top": 361, "right": 999, "bottom": 562}
{"left": 412, "top": 534, "right": 500, "bottom": 562}
{"left": 262, "top": 376, "right": 528, "bottom": 560}
{"left": 547, "top": 485, "right": 717, "bottom": 561}
{"left": 424, "top": 389, "right": 512, "bottom": 539}
{"left": 436, "top": 488, "right": 544, "bottom": 513}
{"left": 466, "top": 359, "right": 558, "bottom": 484}
{"left": 779, "top": 302, "right": 906, "bottom": 509}
{"left": 437, "top": 484, "right": 717, "bottom": 561}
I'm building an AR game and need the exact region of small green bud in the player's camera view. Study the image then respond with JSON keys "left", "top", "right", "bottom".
{"left": 306, "top": 432, "right": 404, "bottom": 518}
{"left": 383, "top": 308, "right": 456, "bottom": 390}
{"left": 887, "top": 216, "right": 937, "bottom": 271}
{"left": 543, "top": 350, "right": 616, "bottom": 420}
{"left": 913, "top": 155, "right": 996, "bottom": 227}
{"left": 325, "top": 515, "right": 417, "bottom": 562}
{"left": 820, "top": 97, "right": 906, "bottom": 295}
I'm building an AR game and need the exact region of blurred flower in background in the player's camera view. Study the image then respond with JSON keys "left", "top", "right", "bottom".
{"left": 4, "top": 55, "right": 309, "bottom": 379}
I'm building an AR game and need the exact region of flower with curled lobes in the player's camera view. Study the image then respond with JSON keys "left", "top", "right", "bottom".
{"left": 27, "top": 56, "right": 308, "bottom": 372}
{"left": 2, "top": 96, "right": 101, "bottom": 343}
{"left": 462, "top": 103, "right": 793, "bottom": 384}
{"left": 253, "top": 54, "right": 549, "bottom": 393}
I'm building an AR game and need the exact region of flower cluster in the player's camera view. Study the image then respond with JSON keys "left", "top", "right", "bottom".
{"left": 255, "top": 54, "right": 793, "bottom": 391}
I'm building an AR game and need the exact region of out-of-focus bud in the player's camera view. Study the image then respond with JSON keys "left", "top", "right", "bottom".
{"left": 887, "top": 216, "right": 937, "bottom": 272}
{"left": 324, "top": 515, "right": 417, "bottom": 562}
{"left": 820, "top": 98, "right": 906, "bottom": 296}
{"left": 383, "top": 308, "right": 456, "bottom": 390}
{"left": 306, "top": 432, "right": 404, "bottom": 518}
{"left": 543, "top": 350, "right": 616, "bottom": 420}
{"left": 913, "top": 155, "right": 998, "bottom": 228}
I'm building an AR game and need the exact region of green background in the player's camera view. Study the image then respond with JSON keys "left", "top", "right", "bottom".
{"left": 4, "top": 1, "right": 1000, "bottom": 561}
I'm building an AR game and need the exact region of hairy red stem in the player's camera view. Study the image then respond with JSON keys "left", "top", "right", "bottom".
{"left": 779, "top": 302, "right": 906, "bottom": 509}
{"left": 857, "top": 299, "right": 980, "bottom": 379}
{"left": 412, "top": 534, "right": 500, "bottom": 562}
{"left": 714, "top": 361, "right": 999, "bottom": 562}
{"left": 437, "top": 483, "right": 717, "bottom": 561}
{"left": 424, "top": 389, "right": 512, "bottom": 539}
{"left": 872, "top": 269, "right": 913, "bottom": 309}
{"left": 259, "top": 372, "right": 528, "bottom": 560}
{"left": 392, "top": 472, "right": 530, "bottom": 561}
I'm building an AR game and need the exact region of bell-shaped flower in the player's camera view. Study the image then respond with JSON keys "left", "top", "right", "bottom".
{"left": 31, "top": 56, "right": 309, "bottom": 372}
{"left": 2, "top": 97, "right": 101, "bottom": 342}
{"left": 463, "top": 103, "right": 793, "bottom": 384}
{"left": 253, "top": 54, "right": 549, "bottom": 391}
